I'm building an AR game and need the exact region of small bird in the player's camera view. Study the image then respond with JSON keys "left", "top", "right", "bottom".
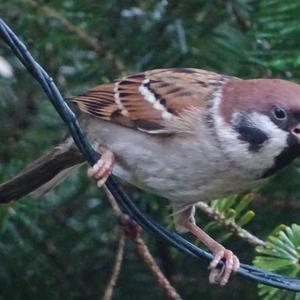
{"left": 2, "top": 68, "right": 300, "bottom": 286}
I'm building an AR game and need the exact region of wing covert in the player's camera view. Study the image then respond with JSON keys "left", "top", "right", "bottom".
{"left": 72, "top": 68, "right": 227, "bottom": 134}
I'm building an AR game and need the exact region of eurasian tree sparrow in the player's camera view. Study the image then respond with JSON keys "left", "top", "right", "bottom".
{"left": 2, "top": 68, "right": 300, "bottom": 285}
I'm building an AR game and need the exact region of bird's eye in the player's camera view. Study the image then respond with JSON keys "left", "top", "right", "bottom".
{"left": 273, "top": 107, "right": 287, "bottom": 120}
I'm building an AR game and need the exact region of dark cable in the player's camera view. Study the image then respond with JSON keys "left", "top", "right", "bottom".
{"left": 1, "top": 18, "right": 300, "bottom": 291}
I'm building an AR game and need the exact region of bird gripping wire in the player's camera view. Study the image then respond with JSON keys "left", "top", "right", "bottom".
{"left": 1, "top": 18, "right": 300, "bottom": 292}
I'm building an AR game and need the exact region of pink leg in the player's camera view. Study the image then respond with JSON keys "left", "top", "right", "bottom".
{"left": 87, "top": 148, "right": 115, "bottom": 187}
{"left": 185, "top": 221, "right": 240, "bottom": 286}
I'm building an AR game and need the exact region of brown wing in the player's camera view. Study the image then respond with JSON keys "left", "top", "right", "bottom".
{"left": 72, "top": 68, "right": 227, "bottom": 134}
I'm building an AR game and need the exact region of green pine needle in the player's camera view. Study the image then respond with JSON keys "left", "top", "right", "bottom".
{"left": 254, "top": 224, "right": 300, "bottom": 300}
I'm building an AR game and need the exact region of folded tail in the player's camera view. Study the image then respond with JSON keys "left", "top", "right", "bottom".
{"left": 0, "top": 140, "right": 85, "bottom": 203}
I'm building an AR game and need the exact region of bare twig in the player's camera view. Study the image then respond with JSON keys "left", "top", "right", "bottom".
{"left": 102, "top": 186, "right": 182, "bottom": 300}
{"left": 133, "top": 231, "right": 182, "bottom": 300}
{"left": 119, "top": 215, "right": 182, "bottom": 300}
{"left": 26, "top": 0, "right": 124, "bottom": 77}
{"left": 226, "top": 0, "right": 250, "bottom": 32}
{"left": 101, "top": 234, "right": 125, "bottom": 300}
{"left": 103, "top": 185, "right": 122, "bottom": 216}
{"left": 196, "top": 201, "right": 265, "bottom": 247}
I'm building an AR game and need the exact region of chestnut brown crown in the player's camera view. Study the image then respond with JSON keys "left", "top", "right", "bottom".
{"left": 222, "top": 79, "right": 300, "bottom": 132}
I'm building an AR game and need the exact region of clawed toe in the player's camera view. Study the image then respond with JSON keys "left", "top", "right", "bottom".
{"left": 208, "top": 248, "right": 240, "bottom": 286}
{"left": 182, "top": 220, "right": 240, "bottom": 286}
{"left": 87, "top": 149, "right": 114, "bottom": 187}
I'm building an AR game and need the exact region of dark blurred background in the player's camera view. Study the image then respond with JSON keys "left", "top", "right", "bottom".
{"left": 1, "top": 1, "right": 300, "bottom": 299}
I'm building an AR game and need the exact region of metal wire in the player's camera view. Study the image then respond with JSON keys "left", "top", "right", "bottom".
{"left": 1, "top": 18, "right": 300, "bottom": 292}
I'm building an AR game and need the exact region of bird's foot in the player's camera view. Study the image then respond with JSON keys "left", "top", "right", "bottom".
{"left": 87, "top": 149, "right": 115, "bottom": 187}
{"left": 183, "top": 220, "right": 240, "bottom": 286}
{"left": 208, "top": 245, "right": 240, "bottom": 286}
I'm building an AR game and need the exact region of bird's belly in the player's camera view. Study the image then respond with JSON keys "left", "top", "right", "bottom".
{"left": 85, "top": 118, "right": 260, "bottom": 204}
{"left": 113, "top": 161, "right": 258, "bottom": 204}
{"left": 110, "top": 143, "right": 258, "bottom": 204}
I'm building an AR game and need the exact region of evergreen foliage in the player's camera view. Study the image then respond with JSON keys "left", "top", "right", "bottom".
{"left": 1, "top": 1, "right": 300, "bottom": 299}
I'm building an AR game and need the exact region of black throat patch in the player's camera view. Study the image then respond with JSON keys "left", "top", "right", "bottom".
{"left": 262, "top": 134, "right": 300, "bottom": 178}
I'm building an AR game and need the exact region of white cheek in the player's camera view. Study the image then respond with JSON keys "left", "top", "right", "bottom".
{"left": 211, "top": 90, "right": 288, "bottom": 174}
{"left": 245, "top": 112, "right": 288, "bottom": 154}
{"left": 242, "top": 113, "right": 287, "bottom": 169}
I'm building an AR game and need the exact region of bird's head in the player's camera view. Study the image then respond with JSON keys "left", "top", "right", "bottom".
{"left": 215, "top": 78, "right": 300, "bottom": 178}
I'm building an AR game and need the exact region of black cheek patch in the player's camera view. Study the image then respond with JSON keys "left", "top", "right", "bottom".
{"left": 236, "top": 125, "right": 269, "bottom": 152}
{"left": 262, "top": 134, "right": 300, "bottom": 178}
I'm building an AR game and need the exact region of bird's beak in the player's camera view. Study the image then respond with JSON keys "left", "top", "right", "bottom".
{"left": 292, "top": 125, "right": 300, "bottom": 140}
